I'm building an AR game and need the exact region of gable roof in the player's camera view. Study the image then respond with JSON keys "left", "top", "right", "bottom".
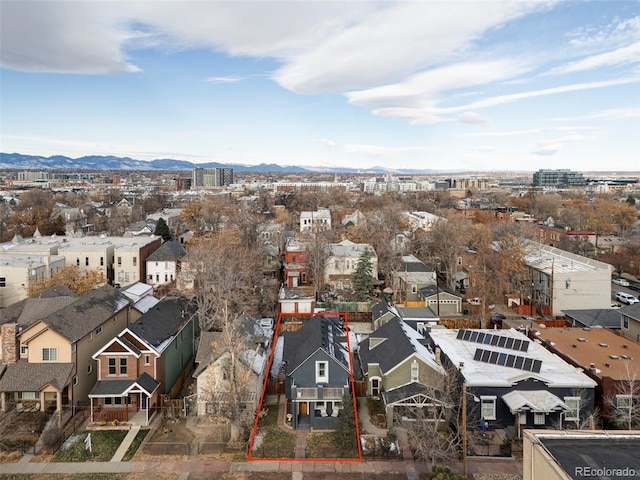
{"left": 0, "top": 359, "right": 73, "bottom": 392}
{"left": 359, "top": 317, "right": 443, "bottom": 375}
{"left": 89, "top": 372, "right": 160, "bottom": 397}
{"left": 0, "top": 294, "right": 78, "bottom": 329}
{"left": 126, "top": 297, "right": 197, "bottom": 353}
{"left": 146, "top": 240, "right": 186, "bottom": 262}
{"left": 93, "top": 335, "right": 142, "bottom": 359}
{"left": 282, "top": 315, "right": 350, "bottom": 375}
{"left": 28, "top": 285, "right": 130, "bottom": 343}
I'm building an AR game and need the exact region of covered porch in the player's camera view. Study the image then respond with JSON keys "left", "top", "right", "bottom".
{"left": 383, "top": 382, "right": 450, "bottom": 428}
{"left": 89, "top": 372, "right": 159, "bottom": 427}
{"left": 502, "top": 390, "right": 569, "bottom": 438}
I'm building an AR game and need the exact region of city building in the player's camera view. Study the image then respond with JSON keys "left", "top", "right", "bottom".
{"left": 532, "top": 169, "right": 586, "bottom": 188}
{"left": 192, "top": 167, "right": 234, "bottom": 188}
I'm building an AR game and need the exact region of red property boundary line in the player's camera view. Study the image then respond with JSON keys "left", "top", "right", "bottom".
{"left": 247, "top": 311, "right": 363, "bottom": 462}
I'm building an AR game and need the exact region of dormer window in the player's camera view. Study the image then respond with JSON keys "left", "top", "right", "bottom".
{"left": 316, "top": 361, "right": 328, "bottom": 383}
{"left": 411, "top": 359, "right": 419, "bottom": 382}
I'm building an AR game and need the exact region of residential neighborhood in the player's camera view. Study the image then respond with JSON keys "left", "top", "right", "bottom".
{"left": 0, "top": 166, "right": 639, "bottom": 480}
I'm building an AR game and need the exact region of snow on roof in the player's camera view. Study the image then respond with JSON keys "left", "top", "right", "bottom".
{"left": 399, "top": 320, "right": 445, "bottom": 374}
{"left": 428, "top": 328, "right": 596, "bottom": 388}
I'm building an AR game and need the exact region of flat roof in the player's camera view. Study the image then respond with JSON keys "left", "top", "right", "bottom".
{"left": 524, "top": 241, "right": 612, "bottom": 275}
{"left": 428, "top": 328, "right": 596, "bottom": 388}
{"left": 535, "top": 433, "right": 640, "bottom": 479}
{"left": 536, "top": 327, "right": 640, "bottom": 381}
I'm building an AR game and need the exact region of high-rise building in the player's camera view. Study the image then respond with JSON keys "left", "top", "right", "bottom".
{"left": 532, "top": 169, "right": 586, "bottom": 187}
{"left": 192, "top": 167, "right": 234, "bottom": 187}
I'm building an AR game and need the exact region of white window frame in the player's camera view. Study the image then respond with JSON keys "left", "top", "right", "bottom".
{"left": 534, "top": 412, "right": 546, "bottom": 425}
{"left": 480, "top": 395, "right": 497, "bottom": 421}
{"left": 564, "top": 396, "right": 580, "bottom": 422}
{"left": 87, "top": 364, "right": 93, "bottom": 374}
{"left": 316, "top": 361, "right": 329, "bottom": 384}
{"left": 144, "top": 354, "right": 151, "bottom": 366}
{"left": 616, "top": 394, "right": 633, "bottom": 410}
{"left": 411, "top": 359, "right": 419, "bottom": 382}
{"left": 108, "top": 358, "right": 116, "bottom": 375}
{"left": 371, "top": 377, "right": 381, "bottom": 398}
{"left": 20, "top": 345, "right": 28, "bottom": 356}
{"left": 42, "top": 347, "right": 58, "bottom": 362}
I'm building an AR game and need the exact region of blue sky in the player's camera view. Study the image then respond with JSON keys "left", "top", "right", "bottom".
{"left": 1, "top": 1, "right": 639, "bottom": 172}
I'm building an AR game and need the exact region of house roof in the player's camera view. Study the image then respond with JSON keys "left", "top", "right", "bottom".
{"left": 0, "top": 292, "right": 78, "bottom": 329}
{"left": 328, "top": 239, "right": 376, "bottom": 258}
{"left": 146, "top": 240, "right": 186, "bottom": 262}
{"left": 562, "top": 309, "right": 621, "bottom": 329}
{"left": 359, "top": 317, "right": 443, "bottom": 376}
{"left": 0, "top": 359, "right": 73, "bottom": 392}
{"left": 536, "top": 327, "right": 640, "bottom": 381}
{"left": 396, "top": 307, "right": 438, "bottom": 321}
{"left": 502, "top": 390, "right": 568, "bottom": 413}
{"left": 523, "top": 240, "right": 612, "bottom": 275}
{"left": 89, "top": 372, "right": 160, "bottom": 397}
{"left": 371, "top": 301, "right": 398, "bottom": 321}
{"left": 282, "top": 315, "right": 350, "bottom": 375}
{"left": 382, "top": 381, "right": 444, "bottom": 406}
{"left": 419, "top": 285, "right": 461, "bottom": 299}
{"left": 31, "top": 285, "right": 130, "bottom": 343}
{"left": 427, "top": 328, "right": 596, "bottom": 389}
{"left": 122, "top": 282, "right": 153, "bottom": 299}
{"left": 132, "top": 296, "right": 159, "bottom": 314}
{"left": 620, "top": 303, "right": 640, "bottom": 321}
{"left": 127, "top": 297, "right": 196, "bottom": 352}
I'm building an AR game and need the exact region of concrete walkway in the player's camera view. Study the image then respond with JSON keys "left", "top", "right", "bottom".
{"left": 110, "top": 425, "right": 141, "bottom": 462}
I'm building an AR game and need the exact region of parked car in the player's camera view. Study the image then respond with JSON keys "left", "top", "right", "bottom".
{"left": 613, "top": 278, "right": 631, "bottom": 287}
{"left": 615, "top": 292, "right": 639, "bottom": 305}
{"left": 629, "top": 283, "right": 640, "bottom": 292}
{"left": 490, "top": 313, "right": 506, "bottom": 327}
{"left": 468, "top": 297, "right": 481, "bottom": 305}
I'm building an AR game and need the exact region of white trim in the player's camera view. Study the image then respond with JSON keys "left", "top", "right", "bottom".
{"left": 316, "top": 360, "right": 329, "bottom": 384}
{"left": 480, "top": 395, "right": 497, "bottom": 420}
{"left": 92, "top": 336, "right": 142, "bottom": 360}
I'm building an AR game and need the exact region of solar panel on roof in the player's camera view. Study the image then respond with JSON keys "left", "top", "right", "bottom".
{"left": 477, "top": 332, "right": 486, "bottom": 344}
{"left": 523, "top": 358, "right": 533, "bottom": 371}
{"left": 457, "top": 330, "right": 465, "bottom": 340}
{"left": 497, "top": 353, "right": 507, "bottom": 366}
{"left": 473, "top": 348, "right": 543, "bottom": 373}
{"left": 520, "top": 342, "right": 529, "bottom": 352}
{"left": 489, "top": 351, "right": 499, "bottom": 364}
{"left": 483, "top": 334, "right": 492, "bottom": 344}
{"left": 474, "top": 349, "right": 482, "bottom": 361}
{"left": 463, "top": 330, "right": 472, "bottom": 341}
{"left": 532, "top": 359, "right": 542, "bottom": 373}
{"left": 491, "top": 335, "right": 499, "bottom": 346}
{"left": 498, "top": 337, "right": 507, "bottom": 348}
{"left": 505, "top": 338, "right": 515, "bottom": 350}
{"left": 513, "top": 339, "right": 521, "bottom": 351}
{"left": 506, "top": 354, "right": 516, "bottom": 367}
{"left": 469, "top": 331, "right": 479, "bottom": 343}
{"left": 481, "top": 350, "right": 491, "bottom": 362}
{"left": 514, "top": 356, "right": 525, "bottom": 369}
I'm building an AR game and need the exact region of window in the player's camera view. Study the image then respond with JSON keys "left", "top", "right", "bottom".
{"left": 411, "top": 360, "right": 419, "bottom": 382}
{"left": 411, "top": 284, "right": 417, "bottom": 293}
{"left": 316, "top": 361, "right": 328, "bottom": 383}
{"left": 371, "top": 378, "right": 380, "bottom": 397}
{"left": 105, "top": 397, "right": 112, "bottom": 405}
{"left": 564, "top": 397, "right": 580, "bottom": 422}
{"left": 20, "top": 345, "right": 28, "bottom": 356}
{"left": 0, "top": 277, "right": 6, "bottom": 287}
{"left": 85, "top": 257, "right": 89, "bottom": 266}
{"left": 119, "top": 358, "right": 127, "bottom": 375}
{"left": 148, "top": 274, "right": 153, "bottom": 281}
{"left": 144, "top": 354, "right": 150, "bottom": 366}
{"left": 301, "top": 272, "right": 307, "bottom": 283}
{"left": 133, "top": 256, "right": 137, "bottom": 267}
{"left": 42, "top": 348, "right": 58, "bottom": 362}
{"left": 95, "top": 326, "right": 103, "bottom": 335}
{"left": 165, "top": 274, "right": 168, "bottom": 282}
{"left": 73, "top": 376, "right": 78, "bottom": 386}
{"left": 87, "top": 364, "right": 93, "bottom": 374}
{"left": 534, "top": 412, "right": 545, "bottom": 425}
{"left": 624, "top": 317, "right": 629, "bottom": 329}
{"left": 71, "top": 343, "right": 76, "bottom": 352}
{"left": 76, "top": 257, "right": 80, "bottom": 266}
{"left": 617, "top": 395, "right": 632, "bottom": 410}
{"left": 156, "top": 274, "right": 160, "bottom": 282}
{"left": 100, "top": 257, "right": 104, "bottom": 266}
{"left": 19, "top": 392, "right": 37, "bottom": 400}
{"left": 480, "top": 396, "right": 496, "bottom": 420}
{"left": 117, "top": 256, "right": 122, "bottom": 267}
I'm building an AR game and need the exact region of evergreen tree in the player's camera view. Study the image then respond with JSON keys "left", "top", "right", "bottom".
{"left": 154, "top": 217, "right": 172, "bottom": 241}
{"left": 332, "top": 393, "right": 359, "bottom": 451}
{"left": 352, "top": 248, "right": 373, "bottom": 300}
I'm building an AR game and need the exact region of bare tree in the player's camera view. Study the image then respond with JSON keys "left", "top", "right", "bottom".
{"left": 605, "top": 362, "right": 640, "bottom": 430}
{"left": 200, "top": 311, "right": 262, "bottom": 442}
{"left": 306, "top": 230, "right": 333, "bottom": 299}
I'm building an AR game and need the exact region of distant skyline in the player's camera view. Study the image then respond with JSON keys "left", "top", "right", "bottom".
{"left": 1, "top": 1, "right": 639, "bottom": 172}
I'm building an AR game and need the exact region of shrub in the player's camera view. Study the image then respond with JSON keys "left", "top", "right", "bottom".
{"left": 40, "top": 427, "right": 63, "bottom": 453}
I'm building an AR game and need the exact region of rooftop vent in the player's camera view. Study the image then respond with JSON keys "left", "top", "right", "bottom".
{"left": 578, "top": 338, "right": 587, "bottom": 342}
{"left": 609, "top": 355, "right": 619, "bottom": 360}
{"left": 621, "top": 355, "right": 631, "bottom": 360}
{"left": 599, "top": 343, "right": 609, "bottom": 348}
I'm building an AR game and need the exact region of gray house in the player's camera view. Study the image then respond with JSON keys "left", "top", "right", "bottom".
{"left": 282, "top": 315, "right": 351, "bottom": 429}
{"left": 358, "top": 317, "right": 446, "bottom": 426}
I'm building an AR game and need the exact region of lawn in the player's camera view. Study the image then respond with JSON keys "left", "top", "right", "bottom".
{"left": 306, "top": 431, "right": 358, "bottom": 459}
{"left": 52, "top": 430, "right": 128, "bottom": 462}
{"left": 251, "top": 426, "right": 296, "bottom": 459}
{"left": 122, "top": 429, "right": 150, "bottom": 461}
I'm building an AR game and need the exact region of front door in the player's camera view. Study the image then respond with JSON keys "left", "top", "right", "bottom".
{"left": 299, "top": 402, "right": 308, "bottom": 415}
{"left": 141, "top": 395, "right": 147, "bottom": 409}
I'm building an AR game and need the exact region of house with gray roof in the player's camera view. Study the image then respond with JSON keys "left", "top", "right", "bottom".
{"left": 145, "top": 240, "right": 186, "bottom": 288}
{"left": 282, "top": 314, "right": 352, "bottom": 429}
{"left": 358, "top": 317, "right": 446, "bottom": 426}
{"left": 88, "top": 297, "right": 198, "bottom": 426}
{"left": 0, "top": 285, "right": 131, "bottom": 425}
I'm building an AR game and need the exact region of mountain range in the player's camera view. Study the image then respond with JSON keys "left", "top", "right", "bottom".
{"left": 0, "top": 153, "right": 444, "bottom": 174}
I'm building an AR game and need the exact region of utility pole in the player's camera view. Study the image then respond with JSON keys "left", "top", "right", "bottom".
{"left": 462, "top": 382, "right": 468, "bottom": 478}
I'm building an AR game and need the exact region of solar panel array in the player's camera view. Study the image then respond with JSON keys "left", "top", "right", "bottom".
{"left": 473, "top": 347, "right": 542, "bottom": 373}
{"left": 456, "top": 329, "right": 529, "bottom": 352}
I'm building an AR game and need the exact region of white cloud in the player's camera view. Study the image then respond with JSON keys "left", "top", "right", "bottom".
{"left": 205, "top": 76, "right": 243, "bottom": 84}
{"left": 547, "top": 42, "right": 640, "bottom": 76}
{"left": 345, "top": 144, "right": 435, "bottom": 157}
{"left": 459, "top": 112, "right": 490, "bottom": 126}
{"left": 530, "top": 133, "right": 593, "bottom": 156}
{"left": 313, "top": 138, "right": 337, "bottom": 149}
{"left": 551, "top": 106, "right": 640, "bottom": 121}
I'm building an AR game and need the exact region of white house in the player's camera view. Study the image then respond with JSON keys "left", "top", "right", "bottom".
{"left": 145, "top": 240, "right": 186, "bottom": 287}
{"left": 300, "top": 209, "right": 332, "bottom": 233}
{"left": 324, "top": 239, "right": 378, "bottom": 291}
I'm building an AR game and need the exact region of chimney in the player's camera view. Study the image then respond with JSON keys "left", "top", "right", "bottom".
{"left": 1, "top": 323, "right": 19, "bottom": 364}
